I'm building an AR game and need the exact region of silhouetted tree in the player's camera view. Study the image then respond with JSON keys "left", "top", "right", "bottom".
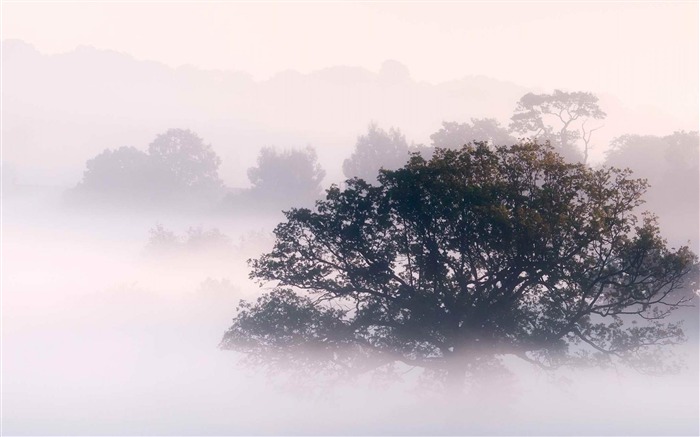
{"left": 145, "top": 223, "right": 181, "bottom": 254}
{"left": 221, "top": 142, "right": 697, "bottom": 389}
{"left": 71, "top": 129, "right": 225, "bottom": 207}
{"left": 430, "top": 118, "right": 515, "bottom": 149}
{"left": 226, "top": 146, "right": 326, "bottom": 212}
{"left": 249, "top": 146, "right": 325, "bottom": 201}
{"left": 184, "top": 226, "right": 233, "bottom": 253}
{"left": 510, "top": 90, "right": 606, "bottom": 164}
{"left": 145, "top": 224, "right": 233, "bottom": 256}
{"left": 76, "top": 146, "right": 154, "bottom": 200}
{"left": 605, "top": 131, "right": 698, "bottom": 191}
{"left": 343, "top": 123, "right": 412, "bottom": 183}
{"left": 148, "top": 128, "right": 223, "bottom": 190}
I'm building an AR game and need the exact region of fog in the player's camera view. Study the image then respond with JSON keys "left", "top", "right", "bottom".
{"left": 4, "top": 196, "right": 697, "bottom": 435}
{"left": 2, "top": 3, "right": 699, "bottom": 436}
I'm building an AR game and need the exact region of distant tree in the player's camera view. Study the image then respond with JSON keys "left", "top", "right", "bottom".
{"left": 76, "top": 146, "right": 154, "bottom": 199}
{"left": 145, "top": 224, "right": 233, "bottom": 256}
{"left": 604, "top": 131, "right": 699, "bottom": 251}
{"left": 605, "top": 131, "right": 699, "bottom": 183}
{"left": 510, "top": 90, "right": 606, "bottom": 164}
{"left": 430, "top": 118, "right": 516, "bottom": 149}
{"left": 663, "top": 131, "right": 700, "bottom": 170}
{"left": 605, "top": 134, "right": 667, "bottom": 182}
{"left": 343, "top": 124, "right": 412, "bottom": 183}
{"left": 197, "top": 278, "right": 239, "bottom": 302}
{"left": 145, "top": 223, "right": 181, "bottom": 254}
{"left": 221, "top": 142, "right": 697, "bottom": 389}
{"left": 184, "top": 226, "right": 233, "bottom": 253}
{"left": 148, "top": 128, "right": 223, "bottom": 190}
{"left": 71, "top": 129, "right": 225, "bottom": 207}
{"left": 227, "top": 146, "right": 326, "bottom": 211}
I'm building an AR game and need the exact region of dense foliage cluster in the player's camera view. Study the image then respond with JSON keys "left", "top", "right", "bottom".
{"left": 73, "top": 129, "right": 223, "bottom": 206}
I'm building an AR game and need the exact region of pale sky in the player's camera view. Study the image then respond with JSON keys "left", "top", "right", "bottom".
{"left": 2, "top": 1, "right": 698, "bottom": 125}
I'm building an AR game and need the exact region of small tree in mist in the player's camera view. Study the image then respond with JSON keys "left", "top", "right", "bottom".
{"left": 248, "top": 146, "right": 326, "bottom": 204}
{"left": 605, "top": 131, "right": 699, "bottom": 218}
{"left": 225, "top": 146, "right": 326, "bottom": 212}
{"left": 148, "top": 128, "right": 224, "bottom": 191}
{"left": 75, "top": 146, "right": 154, "bottom": 200}
{"left": 145, "top": 224, "right": 233, "bottom": 256}
{"left": 146, "top": 223, "right": 181, "bottom": 254}
{"left": 221, "top": 142, "right": 697, "bottom": 389}
{"left": 431, "top": 119, "right": 515, "bottom": 150}
{"left": 510, "top": 90, "right": 606, "bottom": 164}
{"left": 342, "top": 124, "right": 413, "bottom": 183}
{"left": 71, "top": 129, "right": 225, "bottom": 207}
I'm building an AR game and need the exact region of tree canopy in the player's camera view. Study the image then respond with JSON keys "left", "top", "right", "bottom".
{"left": 72, "top": 129, "right": 224, "bottom": 207}
{"left": 221, "top": 142, "right": 697, "bottom": 387}
{"left": 77, "top": 146, "right": 154, "bottom": 199}
{"left": 247, "top": 146, "right": 326, "bottom": 204}
{"left": 147, "top": 128, "right": 223, "bottom": 190}
{"left": 430, "top": 118, "right": 515, "bottom": 150}
{"left": 225, "top": 146, "right": 326, "bottom": 212}
{"left": 342, "top": 123, "right": 413, "bottom": 183}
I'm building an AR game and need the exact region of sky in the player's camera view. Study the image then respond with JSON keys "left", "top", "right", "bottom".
{"left": 2, "top": 1, "right": 698, "bottom": 126}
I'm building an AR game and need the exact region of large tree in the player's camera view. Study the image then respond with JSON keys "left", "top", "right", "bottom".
{"left": 510, "top": 90, "right": 606, "bottom": 164}
{"left": 221, "top": 142, "right": 697, "bottom": 388}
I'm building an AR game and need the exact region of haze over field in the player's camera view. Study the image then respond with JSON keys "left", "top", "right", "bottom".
{"left": 2, "top": 2, "right": 699, "bottom": 435}
{"left": 3, "top": 38, "right": 697, "bottom": 189}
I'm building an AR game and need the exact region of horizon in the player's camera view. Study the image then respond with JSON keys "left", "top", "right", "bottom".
{"left": 3, "top": 2, "right": 697, "bottom": 124}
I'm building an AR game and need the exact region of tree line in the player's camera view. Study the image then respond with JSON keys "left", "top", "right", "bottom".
{"left": 68, "top": 90, "right": 698, "bottom": 227}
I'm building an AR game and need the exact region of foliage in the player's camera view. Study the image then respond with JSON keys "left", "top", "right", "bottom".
{"left": 72, "top": 129, "right": 224, "bottom": 207}
{"left": 184, "top": 226, "right": 233, "bottom": 252}
{"left": 148, "top": 128, "right": 223, "bottom": 190}
{"left": 197, "top": 278, "right": 239, "bottom": 303}
{"left": 342, "top": 123, "right": 413, "bottom": 183}
{"left": 430, "top": 118, "right": 515, "bottom": 150}
{"left": 222, "top": 142, "right": 697, "bottom": 386}
{"left": 605, "top": 131, "right": 699, "bottom": 188}
{"left": 510, "top": 90, "right": 606, "bottom": 163}
{"left": 606, "top": 130, "right": 700, "bottom": 318}
{"left": 226, "top": 146, "right": 326, "bottom": 212}
{"left": 248, "top": 146, "right": 326, "bottom": 204}
{"left": 145, "top": 224, "right": 232, "bottom": 256}
{"left": 77, "top": 146, "right": 155, "bottom": 199}
{"left": 146, "top": 223, "right": 181, "bottom": 254}
{"left": 604, "top": 131, "right": 699, "bottom": 251}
